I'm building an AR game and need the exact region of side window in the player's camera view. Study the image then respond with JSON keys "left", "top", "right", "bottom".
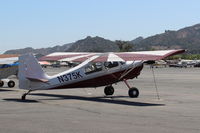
{"left": 85, "top": 62, "right": 103, "bottom": 74}
{"left": 104, "top": 62, "right": 119, "bottom": 69}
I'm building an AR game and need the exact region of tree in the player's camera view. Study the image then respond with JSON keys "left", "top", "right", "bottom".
{"left": 115, "top": 40, "right": 133, "bottom": 52}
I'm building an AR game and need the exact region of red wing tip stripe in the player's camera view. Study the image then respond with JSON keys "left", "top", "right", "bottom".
{"left": 0, "top": 54, "right": 20, "bottom": 58}
{"left": 162, "top": 49, "right": 185, "bottom": 59}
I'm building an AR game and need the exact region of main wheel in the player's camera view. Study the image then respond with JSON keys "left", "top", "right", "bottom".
{"left": 0, "top": 81, "right": 4, "bottom": 87}
{"left": 104, "top": 86, "right": 114, "bottom": 96}
{"left": 8, "top": 80, "right": 15, "bottom": 88}
{"left": 128, "top": 87, "right": 139, "bottom": 98}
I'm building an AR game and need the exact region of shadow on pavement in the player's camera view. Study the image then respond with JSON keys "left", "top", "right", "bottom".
{"left": 3, "top": 98, "right": 39, "bottom": 103}
{"left": 0, "top": 88, "right": 15, "bottom": 92}
{"left": 30, "top": 93, "right": 165, "bottom": 107}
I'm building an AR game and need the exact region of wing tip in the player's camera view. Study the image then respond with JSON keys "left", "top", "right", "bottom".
{"left": 162, "top": 49, "right": 186, "bottom": 59}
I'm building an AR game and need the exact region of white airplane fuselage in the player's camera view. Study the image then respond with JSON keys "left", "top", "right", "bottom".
{"left": 48, "top": 61, "right": 143, "bottom": 90}
{"left": 19, "top": 54, "right": 143, "bottom": 91}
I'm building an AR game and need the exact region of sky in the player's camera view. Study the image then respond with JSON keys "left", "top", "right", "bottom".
{"left": 0, "top": 0, "right": 200, "bottom": 53}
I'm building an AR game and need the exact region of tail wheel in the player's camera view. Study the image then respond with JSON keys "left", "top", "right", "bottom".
{"left": 128, "top": 87, "right": 139, "bottom": 98}
{"left": 21, "top": 94, "right": 26, "bottom": 100}
{"left": 21, "top": 90, "right": 32, "bottom": 100}
{"left": 104, "top": 86, "right": 114, "bottom": 96}
{"left": 0, "top": 81, "right": 4, "bottom": 87}
{"left": 8, "top": 80, "right": 15, "bottom": 88}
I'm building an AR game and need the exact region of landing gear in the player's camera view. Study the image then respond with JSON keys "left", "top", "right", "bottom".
{"left": 7, "top": 80, "right": 15, "bottom": 88}
{"left": 128, "top": 87, "right": 139, "bottom": 98}
{"left": 0, "top": 81, "right": 4, "bottom": 87}
{"left": 21, "top": 90, "right": 32, "bottom": 100}
{"left": 104, "top": 86, "right": 114, "bottom": 96}
{"left": 0, "top": 80, "right": 15, "bottom": 88}
{"left": 123, "top": 79, "right": 140, "bottom": 98}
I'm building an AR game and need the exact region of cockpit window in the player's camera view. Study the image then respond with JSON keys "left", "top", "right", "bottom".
{"left": 104, "top": 62, "right": 119, "bottom": 68}
{"left": 85, "top": 62, "right": 103, "bottom": 74}
{"left": 119, "top": 62, "right": 125, "bottom": 65}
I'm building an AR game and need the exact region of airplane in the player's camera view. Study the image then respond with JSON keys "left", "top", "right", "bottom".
{"left": 18, "top": 49, "right": 185, "bottom": 100}
{"left": 0, "top": 54, "right": 19, "bottom": 88}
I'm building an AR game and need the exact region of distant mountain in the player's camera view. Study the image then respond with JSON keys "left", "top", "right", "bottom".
{"left": 4, "top": 36, "right": 119, "bottom": 54}
{"left": 134, "top": 24, "right": 200, "bottom": 53}
{"left": 4, "top": 43, "right": 73, "bottom": 55}
{"left": 66, "top": 36, "right": 119, "bottom": 52}
{"left": 130, "top": 36, "right": 144, "bottom": 44}
{"left": 4, "top": 23, "right": 200, "bottom": 54}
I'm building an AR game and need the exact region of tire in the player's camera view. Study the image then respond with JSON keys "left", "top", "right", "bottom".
{"left": 0, "top": 81, "right": 4, "bottom": 87}
{"left": 8, "top": 80, "right": 15, "bottom": 88}
{"left": 104, "top": 86, "right": 114, "bottom": 96}
{"left": 128, "top": 87, "right": 139, "bottom": 98}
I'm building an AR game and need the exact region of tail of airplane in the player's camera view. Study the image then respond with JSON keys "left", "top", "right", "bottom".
{"left": 18, "top": 53, "right": 49, "bottom": 90}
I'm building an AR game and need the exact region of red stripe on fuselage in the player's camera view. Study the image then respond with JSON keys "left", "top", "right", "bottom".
{"left": 50, "top": 64, "right": 143, "bottom": 89}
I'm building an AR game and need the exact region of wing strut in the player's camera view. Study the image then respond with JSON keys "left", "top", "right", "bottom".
{"left": 151, "top": 66, "right": 160, "bottom": 100}
{"left": 119, "top": 62, "right": 136, "bottom": 80}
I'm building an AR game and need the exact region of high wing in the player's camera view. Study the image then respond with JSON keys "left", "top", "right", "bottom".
{"left": 39, "top": 49, "right": 185, "bottom": 62}
{"left": 0, "top": 54, "right": 19, "bottom": 64}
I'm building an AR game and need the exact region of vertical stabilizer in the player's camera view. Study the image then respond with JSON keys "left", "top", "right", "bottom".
{"left": 18, "top": 53, "right": 49, "bottom": 90}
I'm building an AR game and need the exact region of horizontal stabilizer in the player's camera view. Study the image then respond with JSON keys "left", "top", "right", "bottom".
{"left": 26, "top": 76, "right": 48, "bottom": 82}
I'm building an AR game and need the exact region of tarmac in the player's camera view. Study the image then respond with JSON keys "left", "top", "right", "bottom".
{"left": 0, "top": 67, "right": 200, "bottom": 133}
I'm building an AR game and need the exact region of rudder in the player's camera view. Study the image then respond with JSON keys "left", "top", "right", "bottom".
{"left": 18, "top": 53, "right": 49, "bottom": 90}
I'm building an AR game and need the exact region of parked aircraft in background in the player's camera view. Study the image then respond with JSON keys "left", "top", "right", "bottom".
{"left": 0, "top": 54, "right": 19, "bottom": 88}
{"left": 18, "top": 49, "right": 185, "bottom": 100}
{"left": 179, "top": 59, "right": 200, "bottom": 67}
{"left": 168, "top": 59, "right": 200, "bottom": 68}
{"left": 38, "top": 61, "right": 51, "bottom": 68}
{"left": 151, "top": 60, "right": 167, "bottom": 68}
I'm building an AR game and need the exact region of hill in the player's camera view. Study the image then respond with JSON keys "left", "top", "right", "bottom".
{"left": 133, "top": 24, "right": 200, "bottom": 53}
{"left": 4, "top": 43, "right": 73, "bottom": 55}
{"left": 4, "top": 36, "right": 119, "bottom": 54}
{"left": 66, "top": 36, "right": 119, "bottom": 52}
{"left": 4, "top": 23, "right": 200, "bottom": 54}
